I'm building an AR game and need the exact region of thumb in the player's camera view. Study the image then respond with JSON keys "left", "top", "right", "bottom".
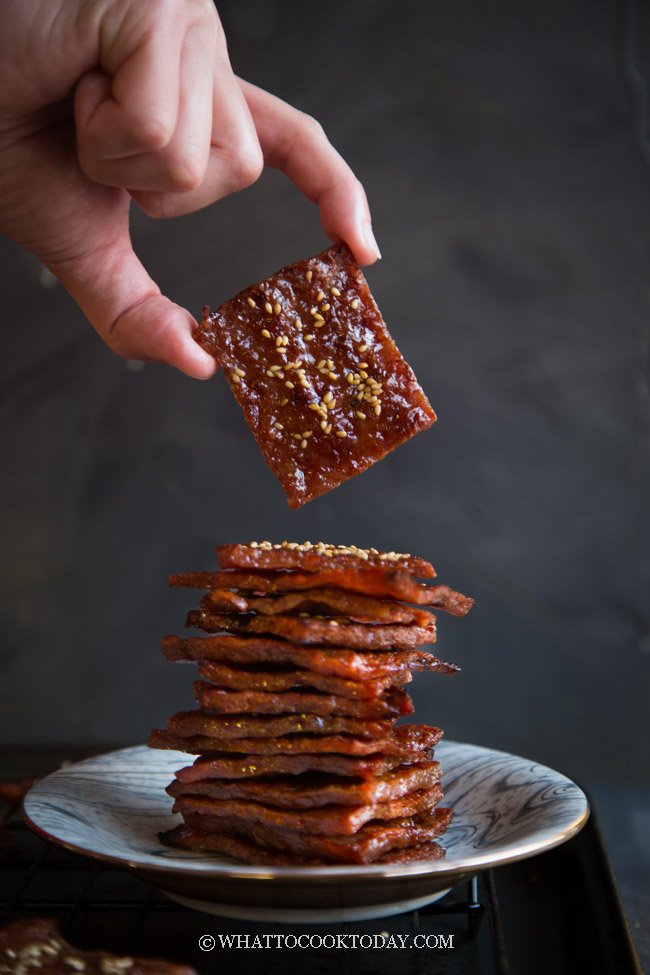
{"left": 46, "top": 232, "right": 217, "bottom": 379}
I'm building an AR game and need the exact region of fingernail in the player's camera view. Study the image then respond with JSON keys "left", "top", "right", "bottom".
{"left": 364, "top": 223, "right": 382, "bottom": 260}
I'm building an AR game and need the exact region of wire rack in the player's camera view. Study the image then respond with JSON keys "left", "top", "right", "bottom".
{"left": 0, "top": 760, "right": 642, "bottom": 975}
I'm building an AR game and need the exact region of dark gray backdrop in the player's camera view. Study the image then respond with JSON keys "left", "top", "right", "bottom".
{"left": 1, "top": 0, "right": 649, "bottom": 792}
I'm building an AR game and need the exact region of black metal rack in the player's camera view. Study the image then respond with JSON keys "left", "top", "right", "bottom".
{"left": 0, "top": 767, "right": 642, "bottom": 975}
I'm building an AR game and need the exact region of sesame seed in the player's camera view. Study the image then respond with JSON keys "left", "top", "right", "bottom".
{"left": 323, "top": 391, "right": 333, "bottom": 403}
{"left": 247, "top": 297, "right": 256, "bottom": 308}
{"left": 295, "top": 318, "right": 302, "bottom": 328}
{"left": 276, "top": 336, "right": 283, "bottom": 347}
{"left": 274, "top": 303, "right": 281, "bottom": 315}
{"left": 325, "top": 423, "right": 332, "bottom": 434}
{"left": 282, "top": 335, "right": 289, "bottom": 345}
{"left": 336, "top": 430, "right": 347, "bottom": 438}
{"left": 305, "top": 334, "right": 315, "bottom": 341}
{"left": 302, "top": 431, "right": 312, "bottom": 438}
{"left": 265, "top": 302, "right": 273, "bottom": 314}
{"left": 328, "top": 398, "right": 337, "bottom": 409}
{"left": 306, "top": 270, "right": 313, "bottom": 281}
{"left": 328, "top": 371, "right": 338, "bottom": 380}
{"left": 360, "top": 370, "right": 368, "bottom": 380}
{"left": 317, "top": 291, "right": 325, "bottom": 301}
{"left": 321, "top": 303, "right": 330, "bottom": 311}
{"left": 234, "top": 367, "right": 245, "bottom": 377}
{"left": 274, "top": 422, "right": 283, "bottom": 430}
{"left": 230, "top": 373, "right": 241, "bottom": 383}
{"left": 356, "top": 411, "right": 366, "bottom": 419}
{"left": 308, "top": 403, "right": 321, "bottom": 411}
{"left": 285, "top": 381, "right": 295, "bottom": 389}
{"left": 327, "top": 359, "right": 334, "bottom": 368}
{"left": 317, "top": 359, "right": 327, "bottom": 369}
{"left": 266, "top": 370, "right": 274, "bottom": 377}
{"left": 280, "top": 398, "right": 289, "bottom": 406}
{"left": 314, "top": 313, "right": 324, "bottom": 321}
{"left": 320, "top": 419, "right": 328, "bottom": 430}
{"left": 375, "top": 404, "right": 382, "bottom": 415}
{"left": 300, "top": 439, "right": 307, "bottom": 449}
{"left": 357, "top": 391, "right": 364, "bottom": 400}
{"left": 351, "top": 298, "right": 360, "bottom": 310}
{"left": 331, "top": 287, "right": 341, "bottom": 296}
{"left": 310, "top": 307, "right": 318, "bottom": 316}
{"left": 292, "top": 433, "right": 301, "bottom": 439}
{"left": 261, "top": 329, "right": 271, "bottom": 339}
{"left": 359, "top": 343, "right": 368, "bottom": 352}
{"left": 300, "top": 378, "right": 309, "bottom": 387}
{"left": 270, "top": 364, "right": 281, "bottom": 372}
{"left": 359, "top": 362, "right": 369, "bottom": 369}
{"left": 347, "top": 373, "right": 354, "bottom": 384}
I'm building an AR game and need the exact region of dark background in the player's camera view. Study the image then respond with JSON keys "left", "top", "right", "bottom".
{"left": 1, "top": 0, "right": 649, "bottom": 918}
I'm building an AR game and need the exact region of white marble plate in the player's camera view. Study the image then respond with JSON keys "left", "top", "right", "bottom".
{"left": 23, "top": 741, "right": 589, "bottom": 920}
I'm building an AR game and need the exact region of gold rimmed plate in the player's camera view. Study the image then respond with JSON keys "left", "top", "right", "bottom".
{"left": 23, "top": 741, "right": 589, "bottom": 922}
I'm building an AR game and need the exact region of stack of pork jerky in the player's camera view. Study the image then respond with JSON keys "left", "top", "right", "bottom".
{"left": 148, "top": 542, "right": 473, "bottom": 866}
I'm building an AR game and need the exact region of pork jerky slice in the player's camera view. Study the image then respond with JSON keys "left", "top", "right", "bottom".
{"left": 148, "top": 722, "right": 443, "bottom": 757}
{"left": 194, "top": 242, "right": 436, "bottom": 508}
{"left": 0, "top": 917, "right": 196, "bottom": 975}
{"left": 176, "top": 751, "right": 409, "bottom": 782}
{"left": 168, "top": 760, "right": 442, "bottom": 808}
{"left": 187, "top": 610, "right": 437, "bottom": 651}
{"left": 197, "top": 660, "right": 413, "bottom": 699}
{"left": 166, "top": 709, "right": 396, "bottom": 740}
{"left": 162, "top": 634, "right": 459, "bottom": 679}
{"left": 193, "top": 682, "right": 414, "bottom": 718}
{"left": 202, "top": 587, "right": 434, "bottom": 625}
{"left": 173, "top": 783, "right": 443, "bottom": 835}
{"left": 215, "top": 542, "right": 436, "bottom": 578}
{"left": 160, "top": 814, "right": 450, "bottom": 865}
{"left": 169, "top": 567, "right": 457, "bottom": 606}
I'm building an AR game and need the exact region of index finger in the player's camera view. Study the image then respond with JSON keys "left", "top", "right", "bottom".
{"left": 238, "top": 79, "right": 381, "bottom": 266}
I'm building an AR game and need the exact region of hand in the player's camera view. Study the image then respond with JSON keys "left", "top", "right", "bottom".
{"left": 0, "top": 0, "right": 380, "bottom": 378}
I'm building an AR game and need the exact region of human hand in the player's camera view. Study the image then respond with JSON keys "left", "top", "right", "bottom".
{"left": 0, "top": 0, "right": 380, "bottom": 378}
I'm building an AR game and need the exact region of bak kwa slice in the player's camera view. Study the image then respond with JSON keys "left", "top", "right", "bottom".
{"left": 202, "top": 587, "right": 434, "bottom": 625}
{"left": 148, "top": 722, "right": 443, "bottom": 757}
{"left": 187, "top": 609, "right": 436, "bottom": 650}
{"left": 161, "top": 806, "right": 452, "bottom": 864}
{"left": 0, "top": 918, "right": 196, "bottom": 975}
{"left": 175, "top": 751, "right": 408, "bottom": 782}
{"left": 197, "top": 661, "right": 413, "bottom": 699}
{"left": 167, "top": 760, "right": 442, "bottom": 808}
{"left": 215, "top": 542, "right": 435, "bottom": 578}
{"left": 194, "top": 242, "right": 436, "bottom": 508}
{"left": 192, "top": 682, "right": 413, "bottom": 718}
{"left": 162, "top": 634, "right": 459, "bottom": 679}
{"left": 165, "top": 709, "right": 396, "bottom": 740}
{"left": 170, "top": 567, "right": 473, "bottom": 611}
{"left": 160, "top": 827, "right": 446, "bottom": 866}
{"left": 172, "top": 783, "right": 443, "bottom": 835}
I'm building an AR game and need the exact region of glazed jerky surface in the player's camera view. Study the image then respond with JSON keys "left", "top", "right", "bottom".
{"left": 161, "top": 807, "right": 452, "bottom": 864}
{"left": 165, "top": 708, "right": 396, "bottom": 740}
{"left": 167, "top": 760, "right": 442, "bottom": 808}
{"left": 170, "top": 566, "right": 472, "bottom": 609}
{"left": 196, "top": 661, "right": 413, "bottom": 699}
{"left": 175, "top": 751, "right": 408, "bottom": 782}
{"left": 202, "top": 587, "right": 434, "bottom": 625}
{"left": 162, "top": 633, "right": 459, "bottom": 679}
{"left": 0, "top": 918, "right": 196, "bottom": 975}
{"left": 194, "top": 243, "right": 436, "bottom": 507}
{"left": 148, "top": 722, "right": 444, "bottom": 756}
{"left": 187, "top": 609, "right": 437, "bottom": 650}
{"left": 192, "top": 682, "right": 414, "bottom": 718}
{"left": 214, "top": 542, "right": 436, "bottom": 577}
{"left": 172, "top": 783, "right": 443, "bottom": 835}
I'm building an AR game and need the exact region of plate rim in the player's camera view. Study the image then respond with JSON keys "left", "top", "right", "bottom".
{"left": 23, "top": 740, "right": 590, "bottom": 883}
